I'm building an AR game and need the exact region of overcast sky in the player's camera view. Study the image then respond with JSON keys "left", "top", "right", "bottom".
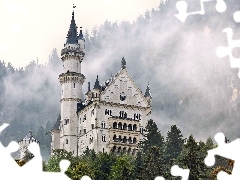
{"left": 0, "top": 0, "right": 160, "bottom": 68}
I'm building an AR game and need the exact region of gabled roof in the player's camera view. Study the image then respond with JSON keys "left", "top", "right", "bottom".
{"left": 20, "top": 131, "right": 38, "bottom": 142}
{"left": 100, "top": 69, "right": 149, "bottom": 106}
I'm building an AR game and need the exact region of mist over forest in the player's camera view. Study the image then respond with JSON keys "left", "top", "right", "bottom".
{"left": 1, "top": 0, "right": 240, "bottom": 160}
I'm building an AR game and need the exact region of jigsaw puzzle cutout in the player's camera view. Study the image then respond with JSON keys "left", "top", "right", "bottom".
{"left": 216, "top": 27, "right": 240, "bottom": 78}
{"left": 0, "top": 123, "right": 91, "bottom": 180}
{"left": 175, "top": 0, "right": 226, "bottom": 22}
{"left": 154, "top": 165, "right": 190, "bottom": 180}
{"left": 205, "top": 132, "right": 240, "bottom": 180}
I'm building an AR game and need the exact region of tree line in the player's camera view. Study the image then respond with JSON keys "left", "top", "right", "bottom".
{"left": 16, "top": 119, "right": 233, "bottom": 180}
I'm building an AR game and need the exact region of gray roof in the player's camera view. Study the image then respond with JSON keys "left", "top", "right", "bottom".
{"left": 21, "top": 131, "right": 38, "bottom": 142}
{"left": 144, "top": 84, "right": 151, "bottom": 97}
{"left": 66, "top": 11, "right": 78, "bottom": 44}
{"left": 53, "top": 114, "right": 61, "bottom": 130}
{"left": 93, "top": 75, "right": 100, "bottom": 89}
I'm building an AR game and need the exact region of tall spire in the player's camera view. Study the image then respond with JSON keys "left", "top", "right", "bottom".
{"left": 121, "top": 57, "right": 126, "bottom": 69}
{"left": 144, "top": 83, "right": 151, "bottom": 97}
{"left": 93, "top": 75, "right": 100, "bottom": 89}
{"left": 66, "top": 4, "right": 78, "bottom": 44}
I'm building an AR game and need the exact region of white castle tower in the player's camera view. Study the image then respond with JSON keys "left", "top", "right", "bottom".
{"left": 55, "top": 8, "right": 85, "bottom": 155}
{"left": 18, "top": 131, "right": 39, "bottom": 159}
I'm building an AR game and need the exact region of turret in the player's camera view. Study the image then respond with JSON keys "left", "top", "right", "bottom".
{"left": 78, "top": 27, "right": 85, "bottom": 55}
{"left": 51, "top": 115, "right": 60, "bottom": 151}
{"left": 18, "top": 131, "right": 39, "bottom": 159}
{"left": 85, "top": 82, "right": 93, "bottom": 102}
{"left": 93, "top": 75, "right": 100, "bottom": 99}
{"left": 144, "top": 83, "right": 152, "bottom": 105}
{"left": 57, "top": 5, "right": 85, "bottom": 156}
{"left": 121, "top": 57, "right": 126, "bottom": 70}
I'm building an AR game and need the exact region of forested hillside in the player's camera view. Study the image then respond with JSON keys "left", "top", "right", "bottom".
{"left": 1, "top": 0, "right": 240, "bottom": 160}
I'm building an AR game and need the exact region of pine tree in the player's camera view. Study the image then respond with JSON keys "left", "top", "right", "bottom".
{"left": 176, "top": 135, "right": 204, "bottom": 180}
{"left": 164, "top": 125, "right": 184, "bottom": 179}
{"left": 140, "top": 119, "right": 164, "bottom": 153}
{"left": 141, "top": 146, "right": 166, "bottom": 179}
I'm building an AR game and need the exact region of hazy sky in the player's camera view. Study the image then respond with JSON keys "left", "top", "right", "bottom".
{"left": 0, "top": 0, "right": 160, "bottom": 68}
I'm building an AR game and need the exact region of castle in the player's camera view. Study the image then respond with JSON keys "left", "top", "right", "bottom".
{"left": 51, "top": 9, "right": 152, "bottom": 156}
{"left": 18, "top": 131, "right": 39, "bottom": 159}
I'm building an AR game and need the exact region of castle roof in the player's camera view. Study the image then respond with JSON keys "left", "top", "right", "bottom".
{"left": 19, "top": 131, "right": 39, "bottom": 143}
{"left": 66, "top": 11, "right": 78, "bottom": 44}
{"left": 93, "top": 75, "right": 101, "bottom": 89}
{"left": 52, "top": 114, "right": 61, "bottom": 130}
{"left": 144, "top": 83, "right": 151, "bottom": 97}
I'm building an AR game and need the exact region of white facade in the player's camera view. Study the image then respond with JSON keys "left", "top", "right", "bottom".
{"left": 51, "top": 10, "right": 152, "bottom": 156}
{"left": 77, "top": 69, "right": 152, "bottom": 156}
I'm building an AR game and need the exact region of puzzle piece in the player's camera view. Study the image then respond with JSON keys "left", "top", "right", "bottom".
{"left": 0, "top": 123, "right": 93, "bottom": 180}
{"left": 154, "top": 165, "right": 190, "bottom": 180}
{"left": 216, "top": 28, "right": 240, "bottom": 77}
{"left": 205, "top": 132, "right": 240, "bottom": 180}
{"left": 233, "top": 11, "right": 240, "bottom": 23}
{"left": 175, "top": 0, "right": 226, "bottom": 22}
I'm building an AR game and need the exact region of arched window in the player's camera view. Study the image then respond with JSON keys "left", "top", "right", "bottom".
{"left": 113, "top": 134, "right": 117, "bottom": 141}
{"left": 118, "top": 122, "right": 122, "bottom": 130}
{"left": 128, "top": 124, "right": 132, "bottom": 131}
{"left": 123, "top": 123, "right": 127, "bottom": 130}
{"left": 128, "top": 137, "right": 132, "bottom": 143}
{"left": 133, "top": 124, "right": 137, "bottom": 131}
{"left": 133, "top": 137, "right": 137, "bottom": 144}
{"left": 123, "top": 136, "right": 127, "bottom": 143}
{"left": 113, "top": 122, "right": 117, "bottom": 129}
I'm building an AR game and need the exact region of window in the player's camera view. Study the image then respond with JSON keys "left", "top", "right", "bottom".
{"left": 134, "top": 113, "right": 141, "bottom": 120}
{"left": 74, "top": 83, "right": 75, "bottom": 88}
{"left": 120, "top": 92, "right": 126, "bottom": 101}
{"left": 84, "top": 129, "right": 86, "bottom": 134}
{"left": 91, "top": 109, "right": 94, "bottom": 116}
{"left": 83, "top": 114, "right": 86, "bottom": 121}
{"left": 66, "top": 139, "right": 68, "bottom": 144}
{"left": 101, "top": 121, "right": 106, "bottom": 129}
{"left": 119, "top": 111, "right": 127, "bottom": 118}
{"left": 64, "top": 119, "right": 69, "bottom": 125}
{"left": 102, "top": 135, "right": 106, "bottom": 142}
{"left": 91, "top": 124, "right": 94, "bottom": 129}
{"left": 79, "top": 118, "right": 81, "bottom": 124}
